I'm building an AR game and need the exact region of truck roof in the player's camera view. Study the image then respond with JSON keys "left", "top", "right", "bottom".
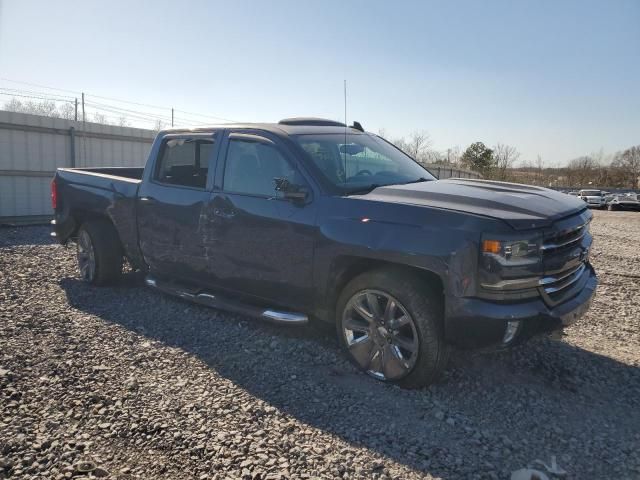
{"left": 159, "top": 117, "right": 366, "bottom": 137}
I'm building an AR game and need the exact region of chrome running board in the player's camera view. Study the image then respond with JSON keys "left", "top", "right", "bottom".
{"left": 263, "top": 310, "right": 308, "bottom": 324}
{"left": 144, "top": 276, "right": 308, "bottom": 325}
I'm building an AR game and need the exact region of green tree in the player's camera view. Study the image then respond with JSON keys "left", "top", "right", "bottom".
{"left": 461, "top": 142, "right": 494, "bottom": 174}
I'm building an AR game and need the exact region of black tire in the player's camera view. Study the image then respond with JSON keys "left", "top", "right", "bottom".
{"left": 336, "top": 268, "right": 450, "bottom": 388}
{"left": 76, "top": 219, "right": 123, "bottom": 286}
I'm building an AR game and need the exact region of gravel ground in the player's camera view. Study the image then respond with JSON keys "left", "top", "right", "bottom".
{"left": 1, "top": 210, "right": 639, "bottom": 480}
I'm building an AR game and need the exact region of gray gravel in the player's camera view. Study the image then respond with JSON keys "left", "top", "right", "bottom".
{"left": 1, "top": 210, "right": 639, "bottom": 479}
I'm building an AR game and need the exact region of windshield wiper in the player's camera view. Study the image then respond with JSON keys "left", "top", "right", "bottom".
{"left": 344, "top": 177, "right": 431, "bottom": 196}
{"left": 400, "top": 177, "right": 431, "bottom": 185}
{"left": 344, "top": 184, "right": 381, "bottom": 196}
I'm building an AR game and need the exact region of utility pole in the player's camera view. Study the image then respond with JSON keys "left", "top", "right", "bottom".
{"left": 74, "top": 98, "right": 78, "bottom": 121}
{"left": 171, "top": 108, "right": 174, "bottom": 127}
{"left": 81, "top": 93, "right": 86, "bottom": 166}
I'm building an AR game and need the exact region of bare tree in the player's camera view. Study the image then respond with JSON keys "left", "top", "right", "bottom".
{"left": 154, "top": 119, "right": 167, "bottom": 132}
{"left": 30, "top": 100, "right": 58, "bottom": 117}
{"left": 535, "top": 155, "right": 545, "bottom": 184}
{"left": 392, "top": 136, "right": 409, "bottom": 154}
{"left": 612, "top": 145, "right": 640, "bottom": 188}
{"left": 445, "top": 146, "right": 462, "bottom": 165}
{"left": 405, "top": 130, "right": 432, "bottom": 163}
{"left": 4, "top": 98, "right": 58, "bottom": 117}
{"left": 4, "top": 98, "right": 23, "bottom": 112}
{"left": 493, "top": 143, "right": 520, "bottom": 180}
{"left": 58, "top": 102, "right": 76, "bottom": 120}
{"left": 568, "top": 155, "right": 598, "bottom": 171}
{"left": 566, "top": 155, "right": 599, "bottom": 187}
{"left": 423, "top": 150, "right": 444, "bottom": 163}
{"left": 4, "top": 97, "right": 73, "bottom": 119}
{"left": 92, "top": 112, "right": 110, "bottom": 125}
{"left": 118, "top": 116, "right": 130, "bottom": 127}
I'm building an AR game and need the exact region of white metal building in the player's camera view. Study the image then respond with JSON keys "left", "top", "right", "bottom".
{"left": 0, "top": 110, "right": 154, "bottom": 223}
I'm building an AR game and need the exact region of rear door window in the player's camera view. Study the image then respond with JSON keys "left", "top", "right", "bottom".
{"left": 155, "top": 138, "right": 214, "bottom": 189}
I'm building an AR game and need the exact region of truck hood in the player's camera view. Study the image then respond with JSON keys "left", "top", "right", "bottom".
{"left": 360, "top": 178, "right": 587, "bottom": 230}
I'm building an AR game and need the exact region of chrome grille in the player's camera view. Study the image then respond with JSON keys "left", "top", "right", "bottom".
{"left": 541, "top": 220, "right": 590, "bottom": 254}
{"left": 539, "top": 216, "right": 591, "bottom": 304}
{"left": 540, "top": 263, "right": 585, "bottom": 294}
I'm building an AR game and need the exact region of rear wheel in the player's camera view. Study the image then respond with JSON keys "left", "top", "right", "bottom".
{"left": 336, "top": 269, "right": 449, "bottom": 388}
{"left": 76, "top": 220, "right": 123, "bottom": 285}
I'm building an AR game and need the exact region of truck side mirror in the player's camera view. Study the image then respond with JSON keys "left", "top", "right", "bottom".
{"left": 274, "top": 177, "right": 309, "bottom": 202}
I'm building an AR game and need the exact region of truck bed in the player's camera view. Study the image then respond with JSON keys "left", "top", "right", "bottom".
{"left": 52, "top": 167, "right": 145, "bottom": 268}
{"left": 59, "top": 166, "right": 145, "bottom": 181}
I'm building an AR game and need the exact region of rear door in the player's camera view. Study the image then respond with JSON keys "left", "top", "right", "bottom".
{"left": 207, "top": 130, "right": 318, "bottom": 309}
{"left": 137, "top": 132, "right": 220, "bottom": 283}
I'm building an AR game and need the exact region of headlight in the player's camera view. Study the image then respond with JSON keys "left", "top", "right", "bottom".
{"left": 479, "top": 235, "right": 543, "bottom": 298}
{"left": 482, "top": 238, "right": 540, "bottom": 261}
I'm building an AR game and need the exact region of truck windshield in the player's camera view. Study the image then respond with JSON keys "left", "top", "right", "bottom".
{"left": 293, "top": 133, "right": 435, "bottom": 194}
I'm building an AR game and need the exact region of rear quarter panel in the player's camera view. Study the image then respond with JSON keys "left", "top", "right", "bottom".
{"left": 54, "top": 169, "right": 144, "bottom": 268}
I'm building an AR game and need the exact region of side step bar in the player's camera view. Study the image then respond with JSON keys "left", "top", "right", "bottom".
{"left": 144, "top": 276, "right": 308, "bottom": 325}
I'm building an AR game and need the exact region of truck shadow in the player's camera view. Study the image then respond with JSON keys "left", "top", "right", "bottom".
{"left": 59, "top": 276, "right": 640, "bottom": 479}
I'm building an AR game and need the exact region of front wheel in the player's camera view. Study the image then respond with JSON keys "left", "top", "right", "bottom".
{"left": 336, "top": 269, "right": 450, "bottom": 388}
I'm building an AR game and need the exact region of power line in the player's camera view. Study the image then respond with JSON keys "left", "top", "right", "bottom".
{"left": 0, "top": 87, "right": 75, "bottom": 102}
{"left": 0, "top": 77, "right": 80, "bottom": 95}
{"left": 0, "top": 78, "right": 238, "bottom": 120}
{"left": 84, "top": 100, "right": 173, "bottom": 122}
{"left": 0, "top": 79, "right": 241, "bottom": 126}
{"left": 0, "top": 91, "right": 74, "bottom": 104}
{"left": 84, "top": 103, "right": 204, "bottom": 127}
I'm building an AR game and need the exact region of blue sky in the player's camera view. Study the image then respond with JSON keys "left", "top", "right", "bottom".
{"left": 0, "top": 0, "right": 638, "bottom": 165}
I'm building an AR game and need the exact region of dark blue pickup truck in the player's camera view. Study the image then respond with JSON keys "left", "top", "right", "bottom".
{"left": 51, "top": 118, "right": 597, "bottom": 388}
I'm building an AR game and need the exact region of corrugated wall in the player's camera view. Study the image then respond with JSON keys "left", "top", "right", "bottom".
{"left": 0, "top": 110, "right": 154, "bottom": 221}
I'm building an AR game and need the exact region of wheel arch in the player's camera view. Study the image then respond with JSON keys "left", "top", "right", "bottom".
{"left": 69, "top": 209, "right": 116, "bottom": 239}
{"left": 324, "top": 256, "right": 445, "bottom": 324}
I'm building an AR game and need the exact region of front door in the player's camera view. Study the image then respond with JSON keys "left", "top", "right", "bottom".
{"left": 208, "top": 131, "right": 317, "bottom": 309}
{"left": 137, "top": 132, "right": 219, "bottom": 284}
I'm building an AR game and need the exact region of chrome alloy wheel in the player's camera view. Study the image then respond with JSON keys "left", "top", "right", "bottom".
{"left": 342, "top": 290, "right": 419, "bottom": 380}
{"left": 77, "top": 230, "right": 96, "bottom": 282}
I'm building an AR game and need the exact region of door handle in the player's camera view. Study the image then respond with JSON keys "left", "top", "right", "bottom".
{"left": 213, "top": 208, "right": 236, "bottom": 219}
{"left": 139, "top": 196, "right": 157, "bottom": 204}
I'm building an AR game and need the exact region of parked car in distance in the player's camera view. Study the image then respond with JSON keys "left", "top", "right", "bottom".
{"left": 607, "top": 194, "right": 640, "bottom": 211}
{"left": 51, "top": 118, "right": 598, "bottom": 388}
{"left": 567, "top": 191, "right": 579, "bottom": 196}
{"left": 579, "top": 189, "right": 605, "bottom": 208}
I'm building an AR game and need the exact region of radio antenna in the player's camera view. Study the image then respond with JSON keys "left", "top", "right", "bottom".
{"left": 343, "top": 79, "right": 347, "bottom": 183}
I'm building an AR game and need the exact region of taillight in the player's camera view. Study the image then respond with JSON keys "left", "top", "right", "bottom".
{"left": 51, "top": 178, "right": 58, "bottom": 210}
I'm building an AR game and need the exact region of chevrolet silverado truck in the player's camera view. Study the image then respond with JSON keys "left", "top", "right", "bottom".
{"left": 51, "top": 118, "right": 598, "bottom": 388}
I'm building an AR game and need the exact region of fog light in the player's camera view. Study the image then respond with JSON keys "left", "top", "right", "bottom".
{"left": 503, "top": 320, "right": 521, "bottom": 344}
